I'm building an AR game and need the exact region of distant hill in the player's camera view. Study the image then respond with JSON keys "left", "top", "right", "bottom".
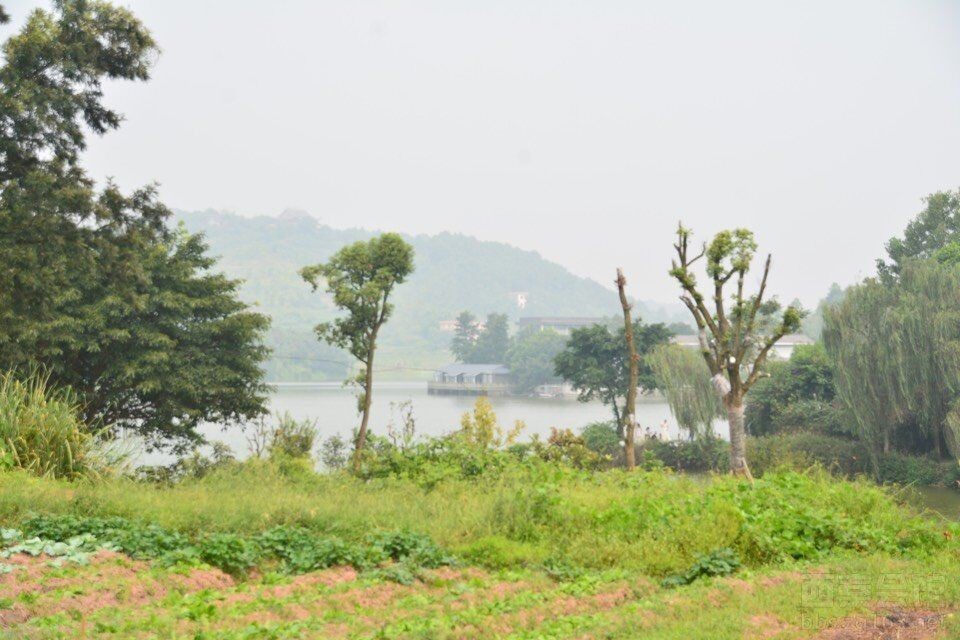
{"left": 174, "top": 209, "right": 686, "bottom": 381}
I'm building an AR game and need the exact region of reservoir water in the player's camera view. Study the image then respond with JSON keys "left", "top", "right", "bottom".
{"left": 192, "top": 382, "right": 712, "bottom": 460}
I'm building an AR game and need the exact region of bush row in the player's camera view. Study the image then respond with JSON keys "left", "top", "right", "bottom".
{"left": 633, "top": 432, "right": 960, "bottom": 487}
{"left": 17, "top": 514, "right": 453, "bottom": 580}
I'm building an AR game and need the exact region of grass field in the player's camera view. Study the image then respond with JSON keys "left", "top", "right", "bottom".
{"left": 1, "top": 461, "right": 959, "bottom": 638}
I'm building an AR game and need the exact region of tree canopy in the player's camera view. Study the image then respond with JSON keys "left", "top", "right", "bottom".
{"left": 0, "top": 1, "right": 271, "bottom": 450}
{"left": 301, "top": 233, "right": 415, "bottom": 468}
{"left": 878, "top": 188, "right": 960, "bottom": 281}
{"left": 507, "top": 327, "right": 566, "bottom": 394}
{"left": 554, "top": 320, "right": 671, "bottom": 432}
{"left": 0, "top": 0, "right": 156, "bottom": 183}
{"left": 825, "top": 260, "right": 960, "bottom": 464}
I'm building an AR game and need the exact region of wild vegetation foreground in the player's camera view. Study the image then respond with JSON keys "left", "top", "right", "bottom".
{"left": 1, "top": 461, "right": 959, "bottom": 639}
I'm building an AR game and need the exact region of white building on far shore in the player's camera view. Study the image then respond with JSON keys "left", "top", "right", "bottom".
{"left": 671, "top": 333, "right": 814, "bottom": 360}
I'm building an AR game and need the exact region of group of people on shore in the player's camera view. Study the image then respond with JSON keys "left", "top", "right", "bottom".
{"left": 640, "top": 419, "right": 673, "bottom": 442}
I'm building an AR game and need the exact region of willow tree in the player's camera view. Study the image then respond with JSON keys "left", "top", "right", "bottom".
{"left": 669, "top": 225, "right": 803, "bottom": 479}
{"left": 825, "top": 260, "right": 960, "bottom": 463}
{"left": 648, "top": 344, "right": 723, "bottom": 440}
{"left": 822, "top": 282, "right": 902, "bottom": 462}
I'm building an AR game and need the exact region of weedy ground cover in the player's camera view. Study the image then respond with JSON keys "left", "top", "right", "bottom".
{"left": 1, "top": 462, "right": 959, "bottom": 637}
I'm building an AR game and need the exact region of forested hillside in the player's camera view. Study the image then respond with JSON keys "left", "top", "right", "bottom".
{"left": 175, "top": 209, "right": 684, "bottom": 381}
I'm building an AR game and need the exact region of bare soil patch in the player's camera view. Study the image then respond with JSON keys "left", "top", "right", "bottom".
{"left": 815, "top": 606, "right": 947, "bottom": 639}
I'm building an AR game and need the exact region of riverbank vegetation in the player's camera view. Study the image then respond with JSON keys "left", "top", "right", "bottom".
{"left": 2, "top": 421, "right": 959, "bottom": 637}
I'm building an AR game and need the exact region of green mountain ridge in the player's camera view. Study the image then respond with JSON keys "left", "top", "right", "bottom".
{"left": 174, "top": 209, "right": 686, "bottom": 381}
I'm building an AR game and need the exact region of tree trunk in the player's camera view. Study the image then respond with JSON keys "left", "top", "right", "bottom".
{"left": 883, "top": 429, "right": 890, "bottom": 455}
{"left": 352, "top": 351, "right": 376, "bottom": 472}
{"left": 617, "top": 268, "right": 638, "bottom": 471}
{"left": 726, "top": 395, "right": 753, "bottom": 480}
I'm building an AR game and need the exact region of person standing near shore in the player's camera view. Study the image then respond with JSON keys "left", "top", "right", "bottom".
{"left": 660, "top": 419, "right": 670, "bottom": 442}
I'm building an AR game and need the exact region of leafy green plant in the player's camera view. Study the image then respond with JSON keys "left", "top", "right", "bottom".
{"left": 197, "top": 533, "right": 260, "bottom": 577}
{"left": 661, "top": 548, "right": 741, "bottom": 588}
{"left": 367, "top": 530, "right": 454, "bottom": 568}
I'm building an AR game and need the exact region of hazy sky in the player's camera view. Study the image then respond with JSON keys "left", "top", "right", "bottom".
{"left": 5, "top": 1, "right": 960, "bottom": 305}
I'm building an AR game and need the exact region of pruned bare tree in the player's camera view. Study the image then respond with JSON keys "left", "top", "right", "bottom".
{"left": 669, "top": 224, "right": 803, "bottom": 479}
{"left": 616, "top": 268, "right": 639, "bottom": 470}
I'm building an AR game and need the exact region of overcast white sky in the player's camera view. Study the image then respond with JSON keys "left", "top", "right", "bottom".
{"left": 5, "top": 1, "right": 960, "bottom": 305}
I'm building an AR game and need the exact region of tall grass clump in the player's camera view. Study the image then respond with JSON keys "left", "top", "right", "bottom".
{"left": 0, "top": 371, "right": 110, "bottom": 479}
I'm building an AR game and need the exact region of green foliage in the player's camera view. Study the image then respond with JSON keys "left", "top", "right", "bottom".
{"left": 300, "top": 233, "right": 415, "bottom": 366}
{"left": 450, "top": 310, "right": 479, "bottom": 362}
{"left": 825, "top": 260, "right": 960, "bottom": 463}
{"left": 17, "top": 513, "right": 453, "bottom": 579}
{"left": 459, "top": 397, "right": 524, "bottom": 450}
{"left": 648, "top": 344, "right": 723, "bottom": 438}
{"left": 506, "top": 327, "right": 567, "bottom": 393}
{"left": 0, "top": 461, "right": 953, "bottom": 582}
{"left": 661, "top": 548, "right": 741, "bottom": 588}
{"left": 746, "top": 343, "right": 843, "bottom": 437}
{"left": 531, "top": 428, "right": 603, "bottom": 470}
{"left": 266, "top": 413, "right": 319, "bottom": 460}
{"left": 877, "top": 453, "right": 960, "bottom": 487}
{"left": 466, "top": 313, "right": 511, "bottom": 364}
{"left": 366, "top": 530, "right": 454, "bottom": 568}
{"left": 554, "top": 320, "right": 671, "bottom": 429}
{"left": 879, "top": 188, "right": 960, "bottom": 280}
{"left": 197, "top": 533, "right": 259, "bottom": 577}
{"left": 0, "top": 0, "right": 156, "bottom": 182}
{"left": 639, "top": 438, "right": 729, "bottom": 473}
{"left": 301, "top": 233, "right": 415, "bottom": 463}
{"left": 718, "top": 470, "right": 946, "bottom": 563}
{"left": 0, "top": 371, "right": 112, "bottom": 479}
{"left": 0, "top": 3, "right": 271, "bottom": 452}
{"left": 746, "top": 433, "right": 866, "bottom": 478}
{"left": 579, "top": 421, "right": 621, "bottom": 460}
{"left": 456, "top": 535, "right": 548, "bottom": 569}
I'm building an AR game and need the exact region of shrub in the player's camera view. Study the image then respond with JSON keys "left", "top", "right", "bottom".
{"left": 580, "top": 421, "right": 620, "bottom": 460}
{"left": 878, "top": 453, "right": 960, "bottom": 487}
{"left": 532, "top": 428, "right": 602, "bottom": 470}
{"left": 247, "top": 412, "right": 318, "bottom": 461}
{"left": 746, "top": 433, "right": 867, "bottom": 477}
{"left": 638, "top": 438, "right": 729, "bottom": 473}
{"left": 136, "top": 442, "right": 237, "bottom": 484}
{"left": 197, "top": 533, "right": 260, "bottom": 577}
{"left": 0, "top": 371, "right": 111, "bottom": 479}
{"left": 268, "top": 413, "right": 318, "bottom": 459}
{"left": 661, "top": 548, "right": 741, "bottom": 587}
{"left": 367, "top": 530, "right": 454, "bottom": 568}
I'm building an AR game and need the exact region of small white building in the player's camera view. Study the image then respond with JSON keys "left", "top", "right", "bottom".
{"left": 671, "top": 333, "right": 814, "bottom": 360}
{"left": 428, "top": 364, "right": 511, "bottom": 396}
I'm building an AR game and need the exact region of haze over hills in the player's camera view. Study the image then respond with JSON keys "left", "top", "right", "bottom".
{"left": 174, "top": 209, "right": 688, "bottom": 381}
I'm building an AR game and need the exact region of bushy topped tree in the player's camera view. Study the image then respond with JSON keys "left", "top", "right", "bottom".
{"left": 301, "top": 233, "right": 414, "bottom": 471}
{"left": 554, "top": 319, "right": 671, "bottom": 433}
{"left": 0, "top": 1, "right": 271, "bottom": 450}
{"left": 669, "top": 225, "right": 803, "bottom": 479}
{"left": 878, "top": 188, "right": 960, "bottom": 281}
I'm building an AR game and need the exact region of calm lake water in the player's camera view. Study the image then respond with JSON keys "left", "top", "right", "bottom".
{"left": 193, "top": 382, "right": 712, "bottom": 459}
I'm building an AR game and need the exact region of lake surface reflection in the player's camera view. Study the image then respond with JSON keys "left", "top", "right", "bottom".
{"left": 191, "top": 383, "right": 725, "bottom": 460}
